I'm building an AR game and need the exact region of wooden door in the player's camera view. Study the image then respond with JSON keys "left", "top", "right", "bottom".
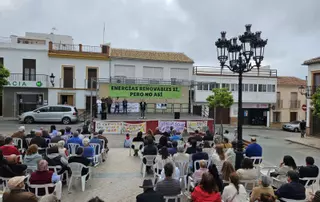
{"left": 87, "top": 68, "right": 97, "bottom": 89}
{"left": 63, "top": 67, "right": 73, "bottom": 88}
{"left": 290, "top": 112, "right": 297, "bottom": 122}
{"left": 67, "top": 95, "right": 74, "bottom": 106}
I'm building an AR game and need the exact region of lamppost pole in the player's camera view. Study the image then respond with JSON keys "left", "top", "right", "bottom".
{"left": 215, "top": 25, "right": 267, "bottom": 169}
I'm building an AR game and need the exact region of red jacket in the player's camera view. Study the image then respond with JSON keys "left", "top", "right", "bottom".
{"left": 0, "top": 145, "right": 20, "bottom": 156}
{"left": 191, "top": 186, "right": 222, "bottom": 202}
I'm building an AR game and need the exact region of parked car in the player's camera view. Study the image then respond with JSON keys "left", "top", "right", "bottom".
{"left": 19, "top": 105, "right": 79, "bottom": 124}
{"left": 282, "top": 121, "right": 301, "bottom": 132}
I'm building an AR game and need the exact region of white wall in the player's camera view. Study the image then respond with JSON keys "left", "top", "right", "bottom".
{"left": 110, "top": 59, "right": 193, "bottom": 81}
{"left": 306, "top": 64, "right": 320, "bottom": 127}
{"left": 194, "top": 75, "right": 277, "bottom": 103}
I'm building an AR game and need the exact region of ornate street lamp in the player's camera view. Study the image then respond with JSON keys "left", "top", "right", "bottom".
{"left": 215, "top": 24, "right": 268, "bottom": 169}
{"left": 298, "top": 85, "right": 313, "bottom": 99}
{"left": 50, "top": 73, "right": 55, "bottom": 87}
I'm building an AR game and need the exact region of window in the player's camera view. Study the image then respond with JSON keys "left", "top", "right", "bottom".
{"left": 49, "top": 106, "right": 64, "bottom": 112}
{"left": 231, "top": 84, "right": 238, "bottom": 91}
{"left": 170, "top": 68, "right": 189, "bottom": 80}
{"left": 209, "top": 83, "right": 219, "bottom": 90}
{"left": 273, "top": 112, "right": 281, "bottom": 123}
{"left": 87, "top": 68, "right": 97, "bottom": 89}
{"left": 258, "top": 84, "right": 266, "bottom": 92}
{"left": 267, "top": 84, "right": 276, "bottom": 92}
{"left": 38, "top": 107, "right": 49, "bottom": 112}
{"left": 249, "top": 84, "right": 254, "bottom": 92}
{"left": 243, "top": 84, "right": 249, "bottom": 92}
{"left": 0, "top": 57, "right": 3, "bottom": 66}
{"left": 222, "top": 83, "right": 230, "bottom": 90}
{"left": 197, "top": 82, "right": 203, "bottom": 90}
{"left": 62, "top": 107, "right": 71, "bottom": 112}
{"left": 203, "top": 83, "right": 209, "bottom": 90}
{"left": 143, "top": 67, "right": 163, "bottom": 79}
{"left": 115, "top": 65, "right": 135, "bottom": 77}
{"left": 23, "top": 59, "right": 36, "bottom": 81}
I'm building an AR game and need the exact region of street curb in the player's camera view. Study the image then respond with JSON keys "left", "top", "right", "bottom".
{"left": 222, "top": 125, "right": 281, "bottom": 131}
{"left": 285, "top": 139, "right": 320, "bottom": 150}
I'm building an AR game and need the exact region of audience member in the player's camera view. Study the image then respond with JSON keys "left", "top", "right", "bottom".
{"left": 188, "top": 130, "right": 203, "bottom": 143}
{"left": 237, "top": 158, "right": 258, "bottom": 180}
{"left": 3, "top": 176, "right": 37, "bottom": 202}
{"left": 250, "top": 176, "right": 275, "bottom": 202}
{"left": 275, "top": 170, "right": 306, "bottom": 200}
{"left": 208, "top": 164, "right": 223, "bottom": 192}
{"left": 57, "top": 140, "right": 68, "bottom": 159}
{"left": 271, "top": 155, "right": 297, "bottom": 183}
{"left": 0, "top": 150, "right": 20, "bottom": 178}
{"left": 50, "top": 125, "right": 57, "bottom": 133}
{"left": 0, "top": 137, "right": 20, "bottom": 156}
{"left": 225, "top": 140, "right": 236, "bottom": 167}
{"left": 211, "top": 146, "right": 225, "bottom": 173}
{"left": 221, "top": 161, "right": 235, "bottom": 182}
{"left": 29, "top": 159, "right": 61, "bottom": 199}
{"left": 68, "top": 147, "right": 91, "bottom": 180}
{"left": 51, "top": 132, "right": 63, "bottom": 143}
{"left": 42, "top": 130, "right": 51, "bottom": 139}
{"left": 245, "top": 137, "right": 262, "bottom": 158}
{"left": 30, "top": 131, "right": 47, "bottom": 148}
{"left": 192, "top": 160, "right": 208, "bottom": 183}
{"left": 191, "top": 172, "right": 222, "bottom": 202}
{"left": 259, "top": 193, "right": 276, "bottom": 202}
{"left": 81, "top": 126, "right": 90, "bottom": 135}
{"left": 186, "top": 139, "right": 197, "bottom": 155}
{"left": 145, "top": 129, "right": 155, "bottom": 141}
{"left": 24, "top": 144, "right": 43, "bottom": 167}
{"left": 65, "top": 126, "right": 73, "bottom": 135}
{"left": 155, "top": 163, "right": 181, "bottom": 201}
{"left": 158, "top": 133, "right": 170, "bottom": 150}
{"left": 39, "top": 194, "right": 59, "bottom": 202}
{"left": 124, "top": 133, "right": 132, "bottom": 148}
{"left": 202, "top": 130, "right": 214, "bottom": 141}
{"left": 155, "top": 147, "right": 173, "bottom": 173}
{"left": 26, "top": 130, "right": 36, "bottom": 139}
{"left": 169, "top": 130, "right": 182, "bottom": 141}
{"left": 172, "top": 145, "right": 189, "bottom": 162}
{"left": 44, "top": 146, "right": 69, "bottom": 175}
{"left": 97, "top": 129, "right": 109, "bottom": 153}
{"left": 222, "top": 172, "right": 247, "bottom": 202}
{"left": 87, "top": 197, "right": 105, "bottom": 202}
{"left": 181, "top": 127, "right": 189, "bottom": 137}
{"left": 0, "top": 135, "right": 5, "bottom": 146}
{"left": 142, "top": 136, "right": 157, "bottom": 156}
{"left": 6, "top": 154, "right": 27, "bottom": 175}
{"left": 136, "top": 179, "right": 164, "bottom": 202}
{"left": 11, "top": 126, "right": 27, "bottom": 149}
{"left": 154, "top": 127, "right": 162, "bottom": 135}
{"left": 67, "top": 131, "right": 83, "bottom": 146}
{"left": 83, "top": 138, "right": 95, "bottom": 160}
{"left": 192, "top": 147, "right": 209, "bottom": 171}
{"left": 90, "top": 132, "right": 103, "bottom": 153}
{"left": 298, "top": 156, "right": 319, "bottom": 186}
{"left": 311, "top": 191, "right": 320, "bottom": 202}
{"left": 132, "top": 132, "right": 144, "bottom": 156}
{"left": 202, "top": 141, "right": 213, "bottom": 156}
{"left": 168, "top": 141, "right": 178, "bottom": 156}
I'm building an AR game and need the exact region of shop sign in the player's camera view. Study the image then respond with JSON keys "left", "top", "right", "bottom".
{"left": 109, "top": 84, "right": 182, "bottom": 99}
{"left": 6, "top": 80, "right": 46, "bottom": 88}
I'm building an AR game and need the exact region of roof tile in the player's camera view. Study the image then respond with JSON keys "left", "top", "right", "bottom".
{"left": 277, "top": 76, "right": 306, "bottom": 86}
{"left": 303, "top": 57, "right": 320, "bottom": 65}
{"left": 110, "top": 48, "right": 194, "bottom": 63}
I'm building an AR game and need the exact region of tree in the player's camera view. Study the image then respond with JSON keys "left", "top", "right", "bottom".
{"left": 206, "top": 88, "right": 234, "bottom": 136}
{"left": 0, "top": 64, "right": 10, "bottom": 89}
{"left": 311, "top": 87, "right": 320, "bottom": 118}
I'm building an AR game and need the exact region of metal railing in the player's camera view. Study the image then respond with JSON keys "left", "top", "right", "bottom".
{"left": 50, "top": 43, "right": 105, "bottom": 54}
{"left": 193, "top": 66, "right": 277, "bottom": 77}
{"left": 8, "top": 73, "right": 48, "bottom": 82}
{"left": 275, "top": 99, "right": 283, "bottom": 109}
{"left": 98, "top": 77, "right": 191, "bottom": 86}
{"left": 289, "top": 100, "right": 301, "bottom": 109}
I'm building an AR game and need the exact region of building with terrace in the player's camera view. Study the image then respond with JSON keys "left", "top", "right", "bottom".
{"left": 192, "top": 66, "right": 277, "bottom": 126}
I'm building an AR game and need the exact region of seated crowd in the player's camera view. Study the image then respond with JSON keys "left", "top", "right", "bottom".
{"left": 0, "top": 125, "right": 109, "bottom": 201}
{"left": 133, "top": 128, "right": 320, "bottom": 202}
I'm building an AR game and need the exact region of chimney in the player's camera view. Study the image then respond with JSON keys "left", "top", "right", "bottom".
{"left": 101, "top": 43, "right": 111, "bottom": 56}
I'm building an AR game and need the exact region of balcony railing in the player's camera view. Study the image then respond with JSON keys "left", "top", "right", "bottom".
{"left": 97, "top": 77, "right": 191, "bottom": 86}
{"left": 49, "top": 42, "right": 109, "bottom": 55}
{"left": 8, "top": 73, "right": 48, "bottom": 82}
{"left": 289, "top": 100, "right": 301, "bottom": 109}
{"left": 193, "top": 66, "right": 277, "bottom": 77}
{"left": 275, "top": 99, "right": 283, "bottom": 109}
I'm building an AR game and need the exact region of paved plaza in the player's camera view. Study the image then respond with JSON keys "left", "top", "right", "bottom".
{"left": 1, "top": 120, "right": 320, "bottom": 201}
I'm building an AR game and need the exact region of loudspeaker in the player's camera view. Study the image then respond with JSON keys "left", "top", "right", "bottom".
{"left": 174, "top": 112, "right": 180, "bottom": 119}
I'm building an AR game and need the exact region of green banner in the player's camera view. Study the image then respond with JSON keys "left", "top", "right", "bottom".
{"left": 109, "top": 84, "right": 182, "bottom": 98}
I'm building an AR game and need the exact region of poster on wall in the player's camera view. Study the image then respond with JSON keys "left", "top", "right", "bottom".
{"left": 122, "top": 122, "right": 146, "bottom": 134}
{"left": 109, "top": 84, "right": 182, "bottom": 99}
{"left": 158, "top": 121, "right": 185, "bottom": 133}
{"left": 156, "top": 103, "right": 167, "bottom": 109}
{"left": 95, "top": 121, "right": 123, "bottom": 134}
{"left": 187, "top": 121, "right": 208, "bottom": 133}
{"left": 110, "top": 103, "right": 140, "bottom": 113}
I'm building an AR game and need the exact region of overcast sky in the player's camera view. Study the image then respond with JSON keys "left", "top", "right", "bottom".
{"left": 0, "top": 0, "right": 319, "bottom": 78}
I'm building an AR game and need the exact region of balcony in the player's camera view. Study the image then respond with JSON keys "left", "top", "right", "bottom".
{"left": 6, "top": 73, "right": 48, "bottom": 88}
{"left": 275, "top": 99, "right": 283, "bottom": 109}
{"left": 59, "top": 78, "right": 76, "bottom": 89}
{"left": 193, "top": 66, "right": 277, "bottom": 77}
{"left": 97, "top": 77, "right": 191, "bottom": 86}
{"left": 289, "top": 100, "right": 301, "bottom": 109}
{"left": 48, "top": 42, "right": 110, "bottom": 60}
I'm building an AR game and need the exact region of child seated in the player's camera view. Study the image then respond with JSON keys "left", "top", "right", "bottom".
{"left": 124, "top": 134, "right": 132, "bottom": 148}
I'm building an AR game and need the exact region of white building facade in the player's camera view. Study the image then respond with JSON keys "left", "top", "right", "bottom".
{"left": 193, "top": 66, "right": 277, "bottom": 126}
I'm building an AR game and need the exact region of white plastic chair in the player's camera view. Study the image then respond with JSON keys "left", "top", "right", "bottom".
{"left": 187, "top": 176, "right": 195, "bottom": 193}
{"left": 300, "top": 177, "right": 319, "bottom": 193}
{"left": 193, "top": 159, "right": 209, "bottom": 172}
{"left": 0, "top": 176, "right": 11, "bottom": 192}
{"left": 164, "top": 193, "right": 183, "bottom": 202}
{"left": 140, "top": 155, "right": 157, "bottom": 178}
{"left": 83, "top": 134, "right": 92, "bottom": 140}
{"left": 45, "top": 138, "right": 51, "bottom": 145}
{"left": 175, "top": 161, "right": 189, "bottom": 190}
{"left": 129, "top": 142, "right": 144, "bottom": 156}
{"left": 13, "top": 138, "right": 24, "bottom": 153}
{"left": 68, "top": 162, "right": 91, "bottom": 192}
{"left": 48, "top": 143, "right": 58, "bottom": 148}
{"left": 279, "top": 198, "right": 307, "bottom": 202}
{"left": 155, "top": 135, "right": 161, "bottom": 144}
{"left": 260, "top": 166, "right": 277, "bottom": 177}
{"left": 249, "top": 156, "right": 263, "bottom": 165}
{"left": 240, "top": 179, "right": 257, "bottom": 193}
{"left": 89, "top": 143, "right": 102, "bottom": 165}
{"left": 67, "top": 143, "right": 80, "bottom": 156}
{"left": 26, "top": 166, "right": 38, "bottom": 174}
{"left": 27, "top": 182, "right": 57, "bottom": 198}
{"left": 48, "top": 165, "right": 68, "bottom": 183}
{"left": 25, "top": 138, "right": 32, "bottom": 146}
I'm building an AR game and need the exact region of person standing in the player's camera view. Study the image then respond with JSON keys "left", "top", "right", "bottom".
{"left": 140, "top": 99, "right": 147, "bottom": 119}
{"left": 106, "top": 96, "right": 113, "bottom": 114}
{"left": 300, "top": 120, "right": 306, "bottom": 138}
{"left": 114, "top": 97, "right": 120, "bottom": 114}
{"left": 123, "top": 98, "right": 128, "bottom": 114}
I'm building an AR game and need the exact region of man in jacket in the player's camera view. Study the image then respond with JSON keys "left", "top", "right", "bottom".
{"left": 136, "top": 179, "right": 164, "bottom": 202}
{"left": 30, "top": 131, "right": 47, "bottom": 148}
{"left": 275, "top": 170, "right": 306, "bottom": 200}
{"left": 245, "top": 137, "right": 262, "bottom": 158}
{"left": 300, "top": 120, "right": 306, "bottom": 138}
{"left": 3, "top": 176, "right": 37, "bottom": 202}
{"left": 192, "top": 147, "right": 209, "bottom": 171}
{"left": 299, "top": 156, "right": 319, "bottom": 185}
{"left": 67, "top": 131, "right": 83, "bottom": 146}
{"left": 11, "top": 126, "right": 28, "bottom": 149}
{"left": 140, "top": 99, "right": 147, "bottom": 119}
{"left": 68, "top": 147, "right": 91, "bottom": 179}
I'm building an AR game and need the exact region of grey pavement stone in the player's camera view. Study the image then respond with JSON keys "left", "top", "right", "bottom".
{"left": 285, "top": 136, "right": 320, "bottom": 150}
